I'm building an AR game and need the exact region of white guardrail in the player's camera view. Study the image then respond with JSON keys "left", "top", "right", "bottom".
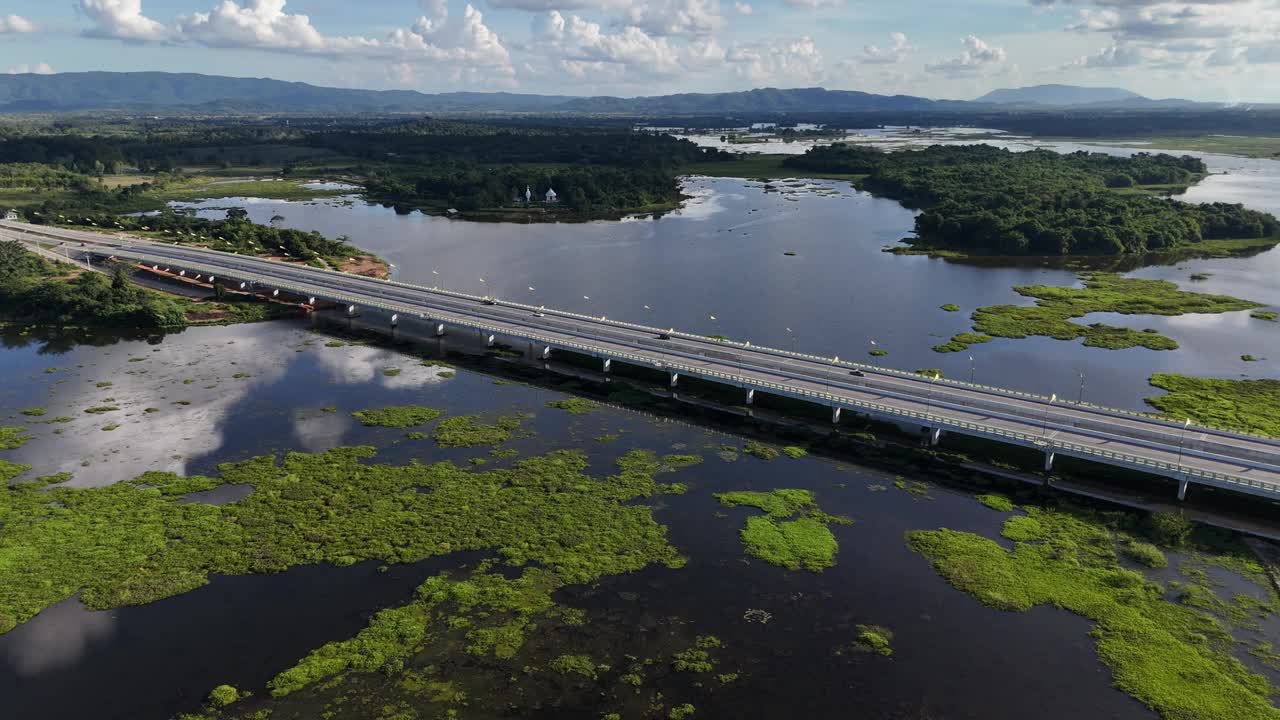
{"left": 81, "top": 242, "right": 1280, "bottom": 499}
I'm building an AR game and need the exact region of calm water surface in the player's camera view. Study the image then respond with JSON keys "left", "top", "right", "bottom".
{"left": 178, "top": 159, "right": 1280, "bottom": 413}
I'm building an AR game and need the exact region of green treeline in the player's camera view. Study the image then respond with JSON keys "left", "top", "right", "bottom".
{"left": 784, "top": 144, "right": 1279, "bottom": 255}
{"left": 0, "top": 241, "right": 189, "bottom": 328}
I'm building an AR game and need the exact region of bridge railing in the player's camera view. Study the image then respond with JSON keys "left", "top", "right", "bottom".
{"left": 31, "top": 237, "right": 1280, "bottom": 498}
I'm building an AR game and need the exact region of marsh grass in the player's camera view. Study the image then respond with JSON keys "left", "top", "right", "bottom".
{"left": 971, "top": 273, "right": 1260, "bottom": 351}
{"left": 853, "top": 625, "right": 894, "bottom": 656}
{"left": 908, "top": 503, "right": 1280, "bottom": 720}
{"left": 715, "top": 489, "right": 848, "bottom": 571}
{"left": 742, "top": 440, "right": 780, "bottom": 460}
{"left": 546, "top": 398, "right": 598, "bottom": 415}
{"left": 0, "top": 427, "right": 31, "bottom": 450}
{"left": 433, "top": 415, "right": 524, "bottom": 448}
{"left": 976, "top": 493, "right": 1014, "bottom": 512}
{"left": 351, "top": 405, "right": 445, "bottom": 428}
{"left": 1146, "top": 374, "right": 1280, "bottom": 438}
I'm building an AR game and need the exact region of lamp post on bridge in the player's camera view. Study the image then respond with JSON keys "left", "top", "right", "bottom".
{"left": 1078, "top": 371, "right": 1086, "bottom": 404}
{"left": 1041, "top": 393, "right": 1057, "bottom": 444}
{"left": 1176, "top": 417, "right": 1192, "bottom": 473}
{"left": 968, "top": 355, "right": 975, "bottom": 384}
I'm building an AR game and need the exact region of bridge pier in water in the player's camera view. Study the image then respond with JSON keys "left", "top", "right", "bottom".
{"left": 669, "top": 372, "right": 679, "bottom": 388}
{"left": 745, "top": 388, "right": 755, "bottom": 405}
{"left": 929, "top": 427, "right": 943, "bottom": 446}
{"left": 602, "top": 358, "right": 611, "bottom": 373}
{"left": 1178, "top": 477, "right": 1190, "bottom": 501}
{"left": 1044, "top": 450, "right": 1055, "bottom": 471}
{"left": 831, "top": 407, "right": 841, "bottom": 424}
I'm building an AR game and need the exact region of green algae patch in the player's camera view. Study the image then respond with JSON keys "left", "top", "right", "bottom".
{"left": 351, "top": 405, "right": 445, "bottom": 428}
{"left": 1252, "top": 311, "right": 1278, "bottom": 321}
{"left": 0, "top": 460, "right": 32, "bottom": 484}
{"left": 782, "top": 446, "right": 808, "bottom": 459}
{"left": 741, "top": 517, "right": 837, "bottom": 571}
{"left": 669, "top": 703, "right": 696, "bottom": 719}
{"left": 662, "top": 454, "right": 702, "bottom": 470}
{"left": 971, "top": 273, "right": 1260, "bottom": 351}
{"left": 976, "top": 493, "right": 1014, "bottom": 512}
{"left": 550, "top": 653, "right": 604, "bottom": 679}
{"left": 907, "top": 504, "right": 1280, "bottom": 720}
{"left": 0, "top": 426, "right": 31, "bottom": 450}
{"left": 546, "top": 398, "right": 598, "bottom": 415}
{"left": 715, "top": 489, "right": 847, "bottom": 571}
{"left": 673, "top": 636, "right": 722, "bottom": 673}
{"left": 1123, "top": 541, "right": 1168, "bottom": 569}
{"left": 433, "top": 414, "right": 524, "bottom": 448}
{"left": 20, "top": 408, "right": 45, "bottom": 417}
{"left": 742, "top": 440, "right": 780, "bottom": 460}
{"left": 941, "top": 303, "right": 961, "bottom": 312}
{"left": 208, "top": 685, "right": 240, "bottom": 708}
{"left": 716, "top": 489, "right": 816, "bottom": 519}
{"left": 869, "top": 349, "right": 888, "bottom": 357}
{"left": 933, "top": 332, "right": 993, "bottom": 353}
{"left": 1146, "top": 374, "right": 1280, "bottom": 438}
{"left": 853, "top": 625, "right": 894, "bottom": 656}
{"left": 0, "top": 445, "right": 683, "bottom": 639}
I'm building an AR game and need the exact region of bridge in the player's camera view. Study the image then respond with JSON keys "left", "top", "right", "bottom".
{"left": 5, "top": 219, "right": 1280, "bottom": 503}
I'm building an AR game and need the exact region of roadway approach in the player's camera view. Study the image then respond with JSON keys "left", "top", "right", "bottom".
{"left": 6, "top": 219, "right": 1280, "bottom": 503}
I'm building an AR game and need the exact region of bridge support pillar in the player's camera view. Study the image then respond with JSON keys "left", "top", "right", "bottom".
{"left": 745, "top": 388, "right": 755, "bottom": 405}
{"left": 602, "top": 358, "right": 611, "bottom": 373}
{"left": 435, "top": 323, "right": 445, "bottom": 337}
{"left": 1044, "top": 451, "right": 1055, "bottom": 471}
{"left": 542, "top": 346, "right": 552, "bottom": 360}
{"left": 929, "top": 427, "right": 942, "bottom": 446}
{"left": 669, "top": 372, "right": 679, "bottom": 388}
{"left": 1178, "top": 478, "right": 1189, "bottom": 501}
{"left": 831, "top": 407, "right": 841, "bottom": 424}
{"left": 486, "top": 334, "right": 496, "bottom": 347}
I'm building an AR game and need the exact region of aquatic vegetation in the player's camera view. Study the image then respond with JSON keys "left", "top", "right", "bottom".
{"left": 661, "top": 454, "right": 702, "bottom": 470}
{"left": 324, "top": 341, "right": 345, "bottom": 347}
{"left": 101, "top": 424, "right": 120, "bottom": 431}
{"left": 1251, "top": 311, "right": 1277, "bottom": 321}
{"left": 1146, "top": 374, "right": 1280, "bottom": 438}
{"left": 782, "top": 446, "right": 807, "bottom": 459}
{"left": 853, "top": 625, "right": 894, "bottom": 656}
{"left": 550, "top": 654, "right": 602, "bottom": 679}
{"left": 869, "top": 349, "right": 888, "bottom": 356}
{"left": 0, "top": 426, "right": 31, "bottom": 450}
{"left": 231, "top": 373, "right": 251, "bottom": 379}
{"left": 976, "top": 493, "right": 1014, "bottom": 512}
{"left": 438, "top": 371, "right": 456, "bottom": 378}
{"left": 546, "top": 398, "right": 598, "bottom": 415}
{"left": 433, "top": 414, "right": 524, "bottom": 448}
{"left": 208, "top": 685, "right": 240, "bottom": 708}
{"left": 1123, "top": 541, "right": 1169, "bottom": 568}
{"left": 894, "top": 478, "right": 932, "bottom": 498}
{"left": 717, "top": 673, "right": 739, "bottom": 684}
{"left": 716, "top": 489, "right": 817, "bottom": 519}
{"left": 1242, "top": 354, "right": 1260, "bottom": 362}
{"left": 940, "top": 304, "right": 961, "bottom": 312}
{"left": 742, "top": 608, "right": 772, "bottom": 624}
{"left": 84, "top": 405, "right": 119, "bottom": 414}
{"left": 669, "top": 703, "right": 696, "bottom": 719}
{"left": 0, "top": 460, "right": 31, "bottom": 483}
{"left": 20, "top": 408, "right": 45, "bottom": 417}
{"left": 743, "top": 440, "right": 780, "bottom": 460}
{"left": 351, "top": 405, "right": 445, "bottom": 428}
{"left": 672, "top": 638, "right": 720, "bottom": 673}
{"left": 741, "top": 517, "right": 838, "bottom": 571}
{"left": 95, "top": 381, "right": 113, "bottom": 388}
{"left": 0, "top": 446, "right": 682, "bottom": 639}
{"left": 405, "top": 432, "right": 426, "bottom": 440}
{"left": 908, "top": 504, "right": 1280, "bottom": 720}
{"left": 932, "top": 333, "right": 993, "bottom": 353}
{"left": 972, "top": 274, "right": 1260, "bottom": 351}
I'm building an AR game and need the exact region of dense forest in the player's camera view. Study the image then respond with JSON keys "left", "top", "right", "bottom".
{"left": 0, "top": 240, "right": 189, "bottom": 328}
{"left": 0, "top": 118, "right": 733, "bottom": 215}
{"left": 785, "top": 144, "right": 1278, "bottom": 255}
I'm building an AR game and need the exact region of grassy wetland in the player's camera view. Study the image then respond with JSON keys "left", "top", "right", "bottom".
{"left": 2, "top": 321, "right": 1280, "bottom": 720}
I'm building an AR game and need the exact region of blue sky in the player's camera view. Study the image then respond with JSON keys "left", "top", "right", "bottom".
{"left": 1, "top": 0, "right": 1277, "bottom": 100}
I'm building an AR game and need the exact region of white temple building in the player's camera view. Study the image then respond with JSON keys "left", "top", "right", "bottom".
{"left": 545, "top": 188, "right": 558, "bottom": 203}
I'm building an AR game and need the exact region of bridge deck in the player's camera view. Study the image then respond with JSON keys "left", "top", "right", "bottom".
{"left": 6, "top": 220, "right": 1279, "bottom": 500}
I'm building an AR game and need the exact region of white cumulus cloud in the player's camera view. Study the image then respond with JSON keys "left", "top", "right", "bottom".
{"left": 5, "top": 63, "right": 56, "bottom": 75}
{"left": 0, "top": 14, "right": 36, "bottom": 34}
{"left": 925, "top": 34, "right": 1008, "bottom": 75}
{"left": 858, "top": 32, "right": 912, "bottom": 64}
{"left": 726, "top": 36, "right": 824, "bottom": 84}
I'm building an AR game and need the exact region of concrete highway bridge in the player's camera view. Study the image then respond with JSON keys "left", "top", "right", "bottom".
{"left": 6, "top": 219, "right": 1280, "bottom": 503}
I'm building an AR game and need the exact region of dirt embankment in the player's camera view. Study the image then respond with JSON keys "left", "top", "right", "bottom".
{"left": 341, "top": 255, "right": 389, "bottom": 279}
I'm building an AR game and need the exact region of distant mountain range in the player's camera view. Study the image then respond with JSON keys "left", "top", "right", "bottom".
{"left": 0, "top": 72, "right": 1238, "bottom": 115}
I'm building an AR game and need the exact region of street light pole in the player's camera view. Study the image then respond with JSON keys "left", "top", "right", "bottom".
{"left": 1041, "top": 393, "right": 1057, "bottom": 443}
{"left": 968, "top": 355, "right": 975, "bottom": 384}
{"left": 924, "top": 372, "right": 941, "bottom": 421}
{"left": 1078, "top": 371, "right": 1086, "bottom": 404}
{"left": 1176, "top": 418, "right": 1192, "bottom": 471}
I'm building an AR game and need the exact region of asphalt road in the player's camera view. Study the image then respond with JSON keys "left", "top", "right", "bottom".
{"left": 6, "top": 220, "right": 1280, "bottom": 498}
